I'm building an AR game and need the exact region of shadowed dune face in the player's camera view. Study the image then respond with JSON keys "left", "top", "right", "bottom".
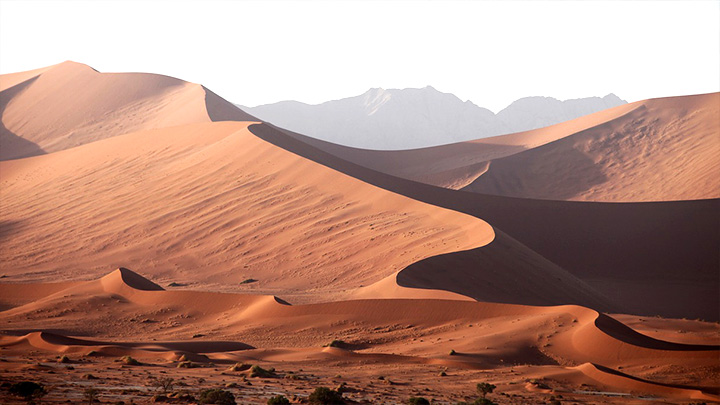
{"left": 0, "top": 61, "right": 256, "bottom": 160}
{"left": 248, "top": 123, "right": 720, "bottom": 320}
{"left": 0, "top": 76, "right": 46, "bottom": 160}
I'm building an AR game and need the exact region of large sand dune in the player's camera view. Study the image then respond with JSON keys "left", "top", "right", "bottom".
{"left": 0, "top": 61, "right": 255, "bottom": 160}
{"left": 250, "top": 123, "right": 719, "bottom": 320}
{"left": 284, "top": 93, "right": 720, "bottom": 202}
{"left": 0, "top": 120, "right": 614, "bottom": 309}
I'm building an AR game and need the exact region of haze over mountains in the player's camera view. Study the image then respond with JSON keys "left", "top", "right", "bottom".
{"left": 241, "top": 86, "right": 626, "bottom": 149}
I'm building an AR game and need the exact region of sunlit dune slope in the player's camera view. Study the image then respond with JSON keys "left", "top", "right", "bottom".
{"left": 285, "top": 93, "right": 720, "bottom": 202}
{"left": 0, "top": 121, "right": 494, "bottom": 301}
{"left": 280, "top": 101, "right": 639, "bottom": 189}
{"left": 0, "top": 61, "right": 255, "bottom": 160}
{"left": 465, "top": 93, "right": 720, "bottom": 201}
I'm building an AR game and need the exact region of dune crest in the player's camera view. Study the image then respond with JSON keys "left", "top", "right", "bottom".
{"left": 284, "top": 93, "right": 720, "bottom": 202}
{"left": 0, "top": 121, "right": 498, "bottom": 302}
{"left": 100, "top": 268, "right": 164, "bottom": 292}
{"left": 0, "top": 61, "right": 255, "bottom": 160}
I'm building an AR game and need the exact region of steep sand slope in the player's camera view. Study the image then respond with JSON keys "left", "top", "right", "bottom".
{"left": 0, "top": 61, "right": 255, "bottom": 160}
{"left": 1, "top": 270, "right": 717, "bottom": 402}
{"left": 249, "top": 123, "right": 719, "bottom": 320}
{"left": 465, "top": 93, "right": 720, "bottom": 201}
{"left": 0, "top": 122, "right": 490, "bottom": 301}
{"left": 281, "top": 101, "right": 640, "bottom": 188}
{"left": 0, "top": 119, "right": 617, "bottom": 308}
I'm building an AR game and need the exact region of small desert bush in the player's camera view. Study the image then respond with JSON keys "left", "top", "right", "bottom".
{"left": 249, "top": 364, "right": 276, "bottom": 378}
{"left": 121, "top": 355, "right": 140, "bottom": 365}
{"left": 9, "top": 381, "right": 47, "bottom": 402}
{"left": 198, "top": 388, "right": 236, "bottom": 404}
{"left": 227, "top": 362, "right": 251, "bottom": 372}
{"left": 177, "top": 361, "right": 198, "bottom": 368}
{"left": 267, "top": 395, "right": 291, "bottom": 405}
{"left": 476, "top": 382, "right": 496, "bottom": 398}
{"left": 149, "top": 377, "right": 174, "bottom": 394}
{"left": 308, "top": 387, "right": 344, "bottom": 404}
{"left": 84, "top": 387, "right": 100, "bottom": 404}
{"left": 407, "top": 397, "right": 430, "bottom": 405}
{"left": 324, "top": 339, "right": 345, "bottom": 348}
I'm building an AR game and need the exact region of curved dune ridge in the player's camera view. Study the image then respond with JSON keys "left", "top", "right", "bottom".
{"left": 0, "top": 269, "right": 717, "bottom": 401}
{"left": 0, "top": 120, "right": 499, "bottom": 302}
{"left": 282, "top": 93, "right": 720, "bottom": 202}
{"left": 249, "top": 122, "right": 719, "bottom": 321}
{"left": 464, "top": 93, "right": 720, "bottom": 201}
{"left": 0, "top": 61, "right": 255, "bottom": 160}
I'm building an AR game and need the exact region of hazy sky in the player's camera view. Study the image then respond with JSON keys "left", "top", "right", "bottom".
{"left": 1, "top": 0, "right": 718, "bottom": 112}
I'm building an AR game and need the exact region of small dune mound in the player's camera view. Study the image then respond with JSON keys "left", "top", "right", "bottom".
{"left": 101, "top": 268, "right": 164, "bottom": 292}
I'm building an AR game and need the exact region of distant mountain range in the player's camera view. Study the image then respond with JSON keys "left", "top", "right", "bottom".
{"left": 239, "top": 87, "right": 626, "bottom": 149}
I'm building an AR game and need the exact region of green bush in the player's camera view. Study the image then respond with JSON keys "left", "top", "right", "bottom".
{"left": 476, "top": 382, "right": 496, "bottom": 398}
{"left": 267, "top": 395, "right": 290, "bottom": 405}
{"left": 308, "top": 386, "right": 344, "bottom": 404}
{"left": 198, "top": 388, "right": 236, "bottom": 404}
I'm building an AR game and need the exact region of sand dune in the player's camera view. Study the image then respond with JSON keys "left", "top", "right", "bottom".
{"left": 279, "top": 101, "right": 640, "bottom": 188}
{"left": 1, "top": 269, "right": 717, "bottom": 402}
{"left": 465, "top": 93, "right": 720, "bottom": 201}
{"left": 249, "top": 123, "right": 719, "bottom": 320}
{"left": 0, "top": 121, "right": 489, "bottom": 301}
{"left": 0, "top": 119, "right": 619, "bottom": 309}
{"left": 0, "top": 61, "right": 255, "bottom": 160}
{"left": 1, "top": 62, "right": 717, "bottom": 403}
{"left": 284, "top": 93, "right": 720, "bottom": 202}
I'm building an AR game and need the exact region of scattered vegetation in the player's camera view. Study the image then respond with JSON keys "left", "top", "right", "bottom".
{"left": 324, "top": 339, "right": 345, "bottom": 348}
{"left": 267, "top": 395, "right": 291, "bottom": 405}
{"left": 177, "top": 361, "right": 199, "bottom": 368}
{"left": 308, "top": 386, "right": 344, "bottom": 404}
{"left": 449, "top": 349, "right": 456, "bottom": 355}
{"left": 9, "top": 381, "right": 47, "bottom": 403}
{"left": 469, "top": 382, "right": 498, "bottom": 405}
{"left": 83, "top": 388, "right": 100, "bottom": 404}
{"left": 249, "top": 364, "right": 277, "bottom": 378}
{"left": 120, "top": 355, "right": 140, "bottom": 365}
{"left": 227, "top": 362, "right": 251, "bottom": 372}
{"left": 407, "top": 397, "right": 430, "bottom": 405}
{"left": 477, "top": 382, "right": 496, "bottom": 399}
{"left": 149, "top": 377, "right": 175, "bottom": 394}
{"left": 198, "top": 388, "right": 236, "bottom": 404}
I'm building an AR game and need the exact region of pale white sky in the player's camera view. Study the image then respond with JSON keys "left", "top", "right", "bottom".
{"left": 0, "top": 0, "right": 718, "bottom": 112}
